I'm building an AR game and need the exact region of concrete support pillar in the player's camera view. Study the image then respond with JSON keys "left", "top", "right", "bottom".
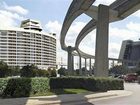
{"left": 67, "top": 46, "right": 73, "bottom": 75}
{"left": 79, "top": 56, "right": 82, "bottom": 75}
{"left": 85, "top": 58, "right": 87, "bottom": 75}
{"left": 112, "top": 60, "right": 115, "bottom": 67}
{"left": 72, "top": 55, "right": 74, "bottom": 71}
{"left": 85, "top": 58, "right": 87, "bottom": 69}
{"left": 95, "top": 5, "right": 109, "bottom": 77}
{"left": 89, "top": 58, "right": 92, "bottom": 70}
{"left": 89, "top": 58, "right": 92, "bottom": 75}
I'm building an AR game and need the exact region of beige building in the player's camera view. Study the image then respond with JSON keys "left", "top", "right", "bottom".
{"left": 0, "top": 19, "right": 56, "bottom": 69}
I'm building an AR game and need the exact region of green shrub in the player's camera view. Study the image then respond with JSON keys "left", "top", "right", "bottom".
{"left": 0, "top": 61, "right": 9, "bottom": 78}
{"left": 36, "top": 70, "right": 49, "bottom": 77}
{"left": 20, "top": 64, "right": 37, "bottom": 77}
{"left": 0, "top": 78, "right": 9, "bottom": 95}
{"left": 58, "top": 67, "right": 67, "bottom": 76}
{"left": 0, "top": 78, "right": 49, "bottom": 97}
{"left": 50, "top": 77, "right": 124, "bottom": 92}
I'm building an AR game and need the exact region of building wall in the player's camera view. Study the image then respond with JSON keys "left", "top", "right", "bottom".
{"left": 0, "top": 29, "right": 56, "bottom": 69}
{"left": 119, "top": 40, "right": 140, "bottom": 67}
{"left": 119, "top": 40, "right": 133, "bottom": 60}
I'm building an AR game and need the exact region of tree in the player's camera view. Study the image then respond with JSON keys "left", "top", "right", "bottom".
{"left": 81, "top": 67, "right": 87, "bottom": 76}
{"left": 20, "top": 64, "right": 37, "bottom": 77}
{"left": 109, "top": 65, "right": 127, "bottom": 75}
{"left": 58, "top": 67, "right": 66, "bottom": 77}
{"left": 50, "top": 69, "right": 57, "bottom": 77}
{"left": 0, "top": 61, "right": 9, "bottom": 78}
{"left": 9, "top": 66, "right": 20, "bottom": 76}
{"left": 47, "top": 67, "right": 56, "bottom": 77}
{"left": 36, "top": 69, "right": 49, "bottom": 77}
{"left": 75, "top": 69, "right": 80, "bottom": 75}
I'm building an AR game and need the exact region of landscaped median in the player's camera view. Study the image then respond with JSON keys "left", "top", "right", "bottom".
{"left": 0, "top": 77, "right": 124, "bottom": 98}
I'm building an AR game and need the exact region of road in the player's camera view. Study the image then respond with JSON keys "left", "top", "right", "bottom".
{"left": 90, "top": 83, "right": 140, "bottom": 105}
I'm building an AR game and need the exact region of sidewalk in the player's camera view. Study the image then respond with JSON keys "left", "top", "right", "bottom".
{"left": 0, "top": 90, "right": 132, "bottom": 105}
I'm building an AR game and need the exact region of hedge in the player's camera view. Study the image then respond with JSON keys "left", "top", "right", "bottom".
{"left": 50, "top": 77, "right": 124, "bottom": 92}
{"left": 0, "top": 77, "right": 124, "bottom": 98}
{"left": 0, "top": 78, "right": 49, "bottom": 97}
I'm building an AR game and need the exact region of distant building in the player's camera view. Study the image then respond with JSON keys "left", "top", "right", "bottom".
{"left": 0, "top": 19, "right": 56, "bottom": 69}
{"left": 119, "top": 40, "right": 140, "bottom": 67}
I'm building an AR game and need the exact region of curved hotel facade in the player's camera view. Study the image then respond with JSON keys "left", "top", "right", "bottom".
{"left": 0, "top": 19, "right": 56, "bottom": 69}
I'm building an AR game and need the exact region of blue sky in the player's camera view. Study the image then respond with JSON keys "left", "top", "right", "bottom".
{"left": 0, "top": 0, "right": 140, "bottom": 66}
{"left": 0, "top": 0, "right": 72, "bottom": 26}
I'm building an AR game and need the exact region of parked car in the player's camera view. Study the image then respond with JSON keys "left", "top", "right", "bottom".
{"left": 124, "top": 73, "right": 138, "bottom": 82}
{"left": 118, "top": 75, "right": 125, "bottom": 79}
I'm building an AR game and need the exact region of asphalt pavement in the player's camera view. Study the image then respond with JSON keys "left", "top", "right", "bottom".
{"left": 92, "top": 83, "right": 140, "bottom": 105}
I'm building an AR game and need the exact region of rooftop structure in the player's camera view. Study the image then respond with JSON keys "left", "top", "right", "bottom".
{"left": 20, "top": 19, "right": 42, "bottom": 31}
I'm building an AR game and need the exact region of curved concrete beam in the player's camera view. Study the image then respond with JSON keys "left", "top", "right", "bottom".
{"left": 72, "top": 48, "right": 94, "bottom": 59}
{"left": 77, "top": 49, "right": 94, "bottom": 58}
{"left": 75, "top": 19, "right": 96, "bottom": 49}
{"left": 74, "top": 19, "right": 96, "bottom": 59}
{"left": 60, "top": 0, "right": 95, "bottom": 50}
{"left": 110, "top": 0, "right": 140, "bottom": 19}
{"left": 85, "top": 0, "right": 140, "bottom": 22}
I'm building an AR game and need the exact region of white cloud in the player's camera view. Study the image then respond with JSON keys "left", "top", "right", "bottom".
{"left": 65, "top": 22, "right": 86, "bottom": 46}
{"left": 0, "top": 11, "right": 16, "bottom": 27}
{"left": 45, "top": 21, "right": 62, "bottom": 52}
{"left": 109, "top": 43, "right": 120, "bottom": 58}
{"left": 45, "top": 21, "right": 61, "bottom": 33}
{"left": 0, "top": 10, "right": 25, "bottom": 20}
{"left": 2, "top": 2, "right": 28, "bottom": 15}
{"left": 80, "top": 45, "right": 95, "bottom": 55}
{"left": 94, "top": 0, "right": 115, "bottom": 6}
{"left": 126, "top": 22, "right": 140, "bottom": 32}
{"left": 109, "top": 26, "right": 139, "bottom": 40}
{"left": 108, "top": 23, "right": 140, "bottom": 58}
{"left": 0, "top": 2, "right": 28, "bottom": 28}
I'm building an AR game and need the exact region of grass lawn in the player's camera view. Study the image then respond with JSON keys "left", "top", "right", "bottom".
{"left": 31, "top": 89, "right": 92, "bottom": 97}
{"left": 50, "top": 89, "right": 91, "bottom": 95}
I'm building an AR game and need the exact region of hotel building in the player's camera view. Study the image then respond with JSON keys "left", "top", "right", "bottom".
{"left": 119, "top": 40, "right": 140, "bottom": 67}
{"left": 0, "top": 19, "right": 56, "bottom": 69}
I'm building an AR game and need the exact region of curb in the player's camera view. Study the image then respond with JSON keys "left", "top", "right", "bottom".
{"left": 27, "top": 90, "right": 132, "bottom": 105}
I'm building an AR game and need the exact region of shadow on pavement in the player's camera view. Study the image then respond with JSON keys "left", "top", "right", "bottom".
{"left": 30, "top": 93, "right": 95, "bottom": 105}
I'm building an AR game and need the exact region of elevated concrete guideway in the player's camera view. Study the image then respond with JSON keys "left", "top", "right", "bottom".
{"left": 60, "top": 0, "right": 140, "bottom": 76}
{"left": 76, "top": 0, "right": 140, "bottom": 58}
{"left": 60, "top": 0, "right": 95, "bottom": 75}
{"left": 60, "top": 0, "right": 95, "bottom": 51}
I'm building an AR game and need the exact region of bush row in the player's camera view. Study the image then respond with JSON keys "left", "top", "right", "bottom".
{"left": 49, "top": 77, "right": 124, "bottom": 92}
{"left": 0, "top": 61, "right": 57, "bottom": 78}
{"left": 0, "top": 78, "right": 49, "bottom": 97}
{"left": 0, "top": 77, "right": 124, "bottom": 98}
